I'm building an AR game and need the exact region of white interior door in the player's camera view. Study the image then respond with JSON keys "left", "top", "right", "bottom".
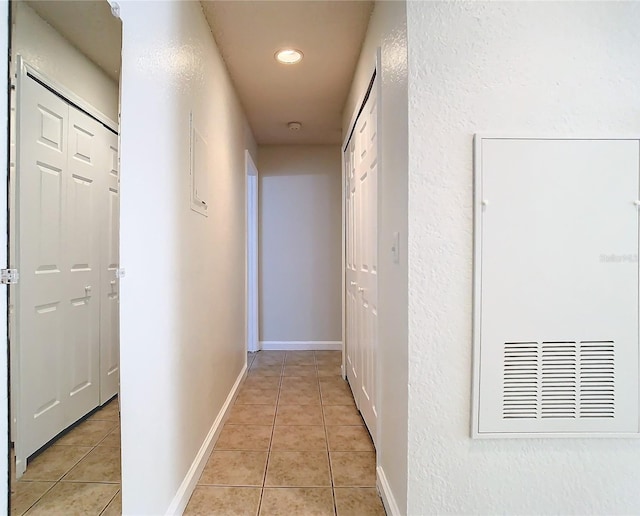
{"left": 16, "top": 73, "right": 68, "bottom": 469}
{"left": 100, "top": 130, "right": 120, "bottom": 403}
{"left": 15, "top": 69, "right": 118, "bottom": 474}
{"left": 346, "top": 138, "right": 358, "bottom": 387}
{"left": 345, "top": 78, "right": 379, "bottom": 444}
{"left": 65, "top": 105, "right": 102, "bottom": 424}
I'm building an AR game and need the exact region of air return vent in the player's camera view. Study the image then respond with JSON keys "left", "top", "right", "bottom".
{"left": 502, "top": 341, "right": 615, "bottom": 421}
{"left": 473, "top": 137, "right": 640, "bottom": 437}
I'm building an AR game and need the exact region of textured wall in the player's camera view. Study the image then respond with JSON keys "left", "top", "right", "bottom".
{"left": 407, "top": 2, "right": 640, "bottom": 514}
{"left": 343, "top": 1, "right": 408, "bottom": 513}
{"left": 258, "top": 145, "right": 342, "bottom": 343}
{"left": 118, "top": 2, "right": 256, "bottom": 513}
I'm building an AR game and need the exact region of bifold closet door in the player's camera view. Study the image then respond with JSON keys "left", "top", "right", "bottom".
{"left": 345, "top": 79, "right": 379, "bottom": 445}
{"left": 346, "top": 137, "right": 359, "bottom": 394}
{"left": 17, "top": 75, "right": 114, "bottom": 465}
{"left": 100, "top": 130, "right": 120, "bottom": 404}
{"left": 17, "top": 74, "right": 68, "bottom": 460}
{"left": 65, "top": 104, "right": 103, "bottom": 425}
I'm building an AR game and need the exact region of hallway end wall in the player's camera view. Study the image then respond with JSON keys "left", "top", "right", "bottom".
{"left": 118, "top": 2, "right": 256, "bottom": 513}
{"left": 342, "top": 1, "right": 409, "bottom": 514}
{"left": 407, "top": 2, "right": 640, "bottom": 514}
{"left": 258, "top": 145, "right": 342, "bottom": 347}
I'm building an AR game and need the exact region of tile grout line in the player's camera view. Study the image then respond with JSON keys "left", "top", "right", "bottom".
{"left": 17, "top": 480, "right": 57, "bottom": 516}
{"left": 317, "top": 352, "right": 339, "bottom": 516}
{"left": 26, "top": 434, "right": 94, "bottom": 514}
{"left": 98, "top": 487, "right": 120, "bottom": 516}
{"left": 256, "top": 354, "right": 284, "bottom": 515}
{"left": 16, "top": 397, "right": 121, "bottom": 515}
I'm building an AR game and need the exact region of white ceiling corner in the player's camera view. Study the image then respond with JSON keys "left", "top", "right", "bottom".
{"left": 25, "top": 0, "right": 122, "bottom": 82}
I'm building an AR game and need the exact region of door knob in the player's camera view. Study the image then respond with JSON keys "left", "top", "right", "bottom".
{"left": 350, "top": 281, "right": 357, "bottom": 286}
{"left": 358, "top": 287, "right": 365, "bottom": 293}
{"left": 85, "top": 286, "right": 92, "bottom": 294}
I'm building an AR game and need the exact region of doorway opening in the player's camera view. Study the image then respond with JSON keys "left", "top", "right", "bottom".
{"left": 246, "top": 150, "right": 259, "bottom": 354}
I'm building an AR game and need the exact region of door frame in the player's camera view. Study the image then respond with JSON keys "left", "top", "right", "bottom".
{"left": 17, "top": 58, "right": 118, "bottom": 132}
{"left": 341, "top": 49, "right": 382, "bottom": 433}
{"left": 11, "top": 56, "right": 119, "bottom": 476}
{"left": 245, "top": 150, "right": 259, "bottom": 354}
{"left": 0, "top": 2, "right": 8, "bottom": 510}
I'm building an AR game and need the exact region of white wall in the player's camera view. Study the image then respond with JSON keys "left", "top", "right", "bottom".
{"left": 118, "top": 1, "right": 256, "bottom": 513}
{"left": 258, "top": 145, "right": 342, "bottom": 344}
{"left": 12, "top": 1, "right": 119, "bottom": 122}
{"left": 343, "top": 1, "right": 408, "bottom": 513}
{"left": 407, "top": 2, "right": 640, "bottom": 514}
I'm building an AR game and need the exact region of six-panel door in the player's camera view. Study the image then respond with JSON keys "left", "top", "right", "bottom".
{"left": 17, "top": 73, "right": 119, "bottom": 468}
{"left": 345, "top": 79, "right": 379, "bottom": 445}
{"left": 100, "top": 130, "right": 120, "bottom": 404}
{"left": 18, "top": 74, "right": 68, "bottom": 459}
{"left": 66, "top": 105, "right": 102, "bottom": 425}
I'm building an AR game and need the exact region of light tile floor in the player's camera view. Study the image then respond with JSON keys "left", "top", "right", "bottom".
{"left": 10, "top": 398, "right": 121, "bottom": 516}
{"left": 10, "top": 351, "right": 385, "bottom": 515}
{"left": 185, "top": 350, "right": 386, "bottom": 516}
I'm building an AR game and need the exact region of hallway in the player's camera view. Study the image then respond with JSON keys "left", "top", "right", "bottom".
{"left": 10, "top": 350, "right": 384, "bottom": 515}
{"left": 184, "top": 350, "right": 385, "bottom": 515}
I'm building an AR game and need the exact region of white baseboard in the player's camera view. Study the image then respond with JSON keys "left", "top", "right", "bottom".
{"left": 165, "top": 364, "right": 247, "bottom": 515}
{"left": 259, "top": 341, "right": 342, "bottom": 351}
{"left": 377, "top": 465, "right": 401, "bottom": 516}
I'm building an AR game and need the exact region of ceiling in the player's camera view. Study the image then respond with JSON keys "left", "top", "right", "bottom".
{"left": 201, "top": 1, "right": 373, "bottom": 144}
{"left": 25, "top": 0, "right": 373, "bottom": 145}
{"left": 26, "top": 0, "right": 121, "bottom": 82}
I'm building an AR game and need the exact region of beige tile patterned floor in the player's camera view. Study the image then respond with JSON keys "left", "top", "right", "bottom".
{"left": 11, "top": 351, "right": 385, "bottom": 515}
{"left": 185, "top": 350, "right": 386, "bottom": 516}
{"left": 10, "top": 398, "right": 121, "bottom": 516}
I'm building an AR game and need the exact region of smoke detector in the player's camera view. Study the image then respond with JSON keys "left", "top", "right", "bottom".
{"left": 288, "top": 121, "right": 302, "bottom": 131}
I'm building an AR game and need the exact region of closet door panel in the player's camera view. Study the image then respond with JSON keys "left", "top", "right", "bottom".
{"left": 64, "top": 106, "right": 102, "bottom": 424}
{"left": 17, "top": 76, "right": 68, "bottom": 465}
{"left": 100, "top": 130, "right": 120, "bottom": 404}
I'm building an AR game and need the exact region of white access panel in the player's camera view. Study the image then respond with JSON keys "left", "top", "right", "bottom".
{"left": 190, "top": 114, "right": 209, "bottom": 216}
{"left": 473, "top": 137, "right": 640, "bottom": 437}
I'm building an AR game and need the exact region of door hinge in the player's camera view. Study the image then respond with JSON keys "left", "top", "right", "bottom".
{"left": 1, "top": 269, "right": 19, "bottom": 285}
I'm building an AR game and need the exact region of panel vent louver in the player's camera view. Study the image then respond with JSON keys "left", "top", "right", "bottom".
{"left": 503, "top": 343, "right": 538, "bottom": 419}
{"left": 502, "top": 341, "right": 615, "bottom": 420}
{"left": 541, "top": 342, "right": 576, "bottom": 418}
{"left": 580, "top": 341, "right": 615, "bottom": 418}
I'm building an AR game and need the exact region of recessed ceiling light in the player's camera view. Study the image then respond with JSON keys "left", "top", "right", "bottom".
{"left": 275, "top": 48, "right": 303, "bottom": 65}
